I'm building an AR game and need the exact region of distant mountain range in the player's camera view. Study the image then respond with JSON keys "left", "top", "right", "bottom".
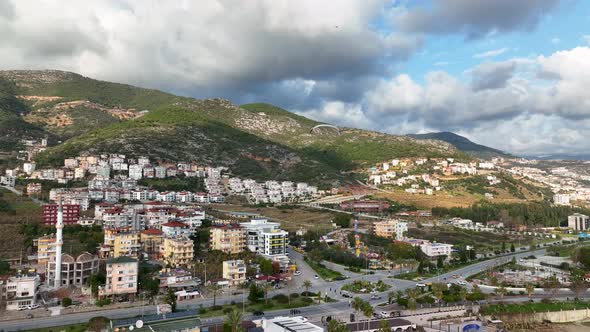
{"left": 408, "top": 132, "right": 511, "bottom": 159}
{"left": 0, "top": 70, "right": 465, "bottom": 183}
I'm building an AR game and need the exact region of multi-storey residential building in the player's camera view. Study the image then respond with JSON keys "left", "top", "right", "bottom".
{"left": 128, "top": 164, "right": 143, "bottom": 180}
{"left": 26, "top": 183, "right": 42, "bottom": 195}
{"left": 162, "top": 237, "right": 194, "bottom": 267}
{"left": 210, "top": 224, "right": 246, "bottom": 254}
{"left": 222, "top": 260, "right": 246, "bottom": 287}
{"left": 240, "top": 219, "right": 288, "bottom": 258}
{"left": 113, "top": 232, "right": 141, "bottom": 258}
{"left": 99, "top": 256, "right": 138, "bottom": 298}
{"left": 32, "top": 235, "right": 56, "bottom": 267}
{"left": 161, "top": 221, "right": 191, "bottom": 238}
{"left": 42, "top": 204, "right": 80, "bottom": 225}
{"left": 141, "top": 229, "right": 164, "bottom": 260}
{"left": 420, "top": 242, "right": 453, "bottom": 257}
{"left": 1, "top": 274, "right": 40, "bottom": 311}
{"left": 568, "top": 213, "right": 589, "bottom": 232}
{"left": 46, "top": 253, "right": 100, "bottom": 288}
{"left": 373, "top": 220, "right": 408, "bottom": 240}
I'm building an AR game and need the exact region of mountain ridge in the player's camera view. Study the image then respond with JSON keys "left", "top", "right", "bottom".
{"left": 0, "top": 70, "right": 466, "bottom": 182}
{"left": 408, "top": 131, "right": 511, "bottom": 159}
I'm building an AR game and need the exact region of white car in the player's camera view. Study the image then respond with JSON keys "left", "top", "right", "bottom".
{"left": 293, "top": 270, "right": 302, "bottom": 276}
{"left": 27, "top": 304, "right": 40, "bottom": 310}
{"left": 415, "top": 283, "right": 426, "bottom": 287}
{"left": 457, "top": 281, "right": 467, "bottom": 286}
{"left": 314, "top": 274, "right": 319, "bottom": 280}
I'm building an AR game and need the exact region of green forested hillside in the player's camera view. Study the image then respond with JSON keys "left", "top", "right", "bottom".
{"left": 1, "top": 70, "right": 465, "bottom": 182}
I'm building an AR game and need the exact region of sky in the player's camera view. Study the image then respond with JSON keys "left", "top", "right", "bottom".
{"left": 0, "top": 0, "right": 589, "bottom": 156}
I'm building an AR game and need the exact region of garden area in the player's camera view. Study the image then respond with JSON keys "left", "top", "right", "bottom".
{"left": 481, "top": 300, "right": 590, "bottom": 315}
{"left": 342, "top": 280, "right": 390, "bottom": 293}
{"left": 305, "top": 258, "right": 346, "bottom": 281}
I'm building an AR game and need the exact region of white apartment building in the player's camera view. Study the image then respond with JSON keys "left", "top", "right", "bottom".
{"left": 568, "top": 213, "right": 589, "bottom": 232}
{"left": 420, "top": 242, "right": 453, "bottom": 257}
{"left": 128, "top": 165, "right": 143, "bottom": 180}
{"left": 1, "top": 274, "right": 40, "bottom": 311}
{"left": 241, "top": 219, "right": 288, "bottom": 258}
{"left": 222, "top": 260, "right": 247, "bottom": 287}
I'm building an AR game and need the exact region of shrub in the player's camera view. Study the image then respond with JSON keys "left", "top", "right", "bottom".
{"left": 301, "top": 297, "right": 313, "bottom": 304}
{"left": 62, "top": 297, "right": 72, "bottom": 307}
{"left": 290, "top": 293, "right": 300, "bottom": 299}
{"left": 223, "top": 307, "right": 233, "bottom": 314}
{"left": 333, "top": 276, "right": 347, "bottom": 281}
{"left": 417, "top": 295, "right": 435, "bottom": 304}
{"left": 301, "top": 291, "right": 314, "bottom": 297}
{"left": 211, "top": 305, "right": 222, "bottom": 311}
{"left": 541, "top": 298, "right": 552, "bottom": 304}
{"left": 95, "top": 298, "right": 111, "bottom": 307}
{"left": 273, "top": 294, "right": 289, "bottom": 303}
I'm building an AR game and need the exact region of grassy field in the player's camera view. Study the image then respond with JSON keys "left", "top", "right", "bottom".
{"left": 211, "top": 204, "right": 335, "bottom": 232}
{"left": 481, "top": 301, "right": 590, "bottom": 315}
{"left": 0, "top": 188, "right": 41, "bottom": 259}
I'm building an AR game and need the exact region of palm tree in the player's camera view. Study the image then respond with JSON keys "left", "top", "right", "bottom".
{"left": 431, "top": 283, "right": 446, "bottom": 307}
{"left": 302, "top": 280, "right": 312, "bottom": 295}
{"left": 351, "top": 297, "right": 365, "bottom": 332}
{"left": 261, "top": 282, "right": 273, "bottom": 304}
{"left": 225, "top": 309, "right": 243, "bottom": 332}
{"left": 496, "top": 285, "right": 507, "bottom": 299}
{"left": 387, "top": 291, "right": 396, "bottom": 304}
{"left": 207, "top": 283, "right": 223, "bottom": 306}
{"left": 405, "top": 288, "right": 420, "bottom": 312}
{"left": 525, "top": 283, "right": 535, "bottom": 298}
{"left": 458, "top": 287, "right": 467, "bottom": 304}
{"left": 361, "top": 300, "right": 373, "bottom": 332}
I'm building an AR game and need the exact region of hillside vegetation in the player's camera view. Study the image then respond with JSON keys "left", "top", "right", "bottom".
{"left": 0, "top": 70, "right": 464, "bottom": 182}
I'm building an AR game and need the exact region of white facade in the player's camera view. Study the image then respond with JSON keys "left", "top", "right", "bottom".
{"left": 2, "top": 274, "right": 40, "bottom": 311}
{"left": 420, "top": 242, "right": 453, "bottom": 257}
{"left": 241, "top": 219, "right": 287, "bottom": 258}
{"left": 568, "top": 213, "right": 589, "bottom": 231}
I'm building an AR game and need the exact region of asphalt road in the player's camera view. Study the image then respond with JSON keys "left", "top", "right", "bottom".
{"left": 0, "top": 247, "right": 564, "bottom": 331}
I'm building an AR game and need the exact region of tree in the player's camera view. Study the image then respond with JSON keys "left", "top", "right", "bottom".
{"left": 248, "top": 283, "right": 261, "bottom": 303}
{"left": 88, "top": 317, "right": 109, "bottom": 332}
{"left": 458, "top": 287, "right": 467, "bottom": 303}
{"left": 387, "top": 291, "right": 396, "bottom": 304}
{"left": 207, "top": 283, "right": 223, "bottom": 306}
{"left": 501, "top": 242, "right": 506, "bottom": 252}
{"left": 572, "top": 247, "right": 590, "bottom": 270}
{"left": 569, "top": 279, "right": 588, "bottom": 300}
{"left": 436, "top": 256, "right": 445, "bottom": 269}
{"left": 62, "top": 297, "right": 72, "bottom": 307}
{"left": 431, "top": 283, "right": 446, "bottom": 306}
{"left": 303, "top": 280, "right": 312, "bottom": 294}
{"left": 261, "top": 282, "right": 273, "bottom": 304}
{"left": 542, "top": 276, "right": 561, "bottom": 298}
{"left": 225, "top": 309, "right": 244, "bottom": 332}
{"left": 327, "top": 319, "right": 349, "bottom": 332}
{"left": 405, "top": 288, "right": 420, "bottom": 311}
{"left": 259, "top": 258, "right": 274, "bottom": 275}
{"left": 88, "top": 272, "right": 106, "bottom": 298}
{"left": 525, "top": 283, "right": 535, "bottom": 298}
{"left": 333, "top": 214, "right": 351, "bottom": 228}
{"left": 496, "top": 285, "right": 507, "bottom": 299}
{"left": 510, "top": 243, "right": 515, "bottom": 252}
{"left": 377, "top": 320, "right": 390, "bottom": 332}
{"left": 0, "top": 260, "right": 10, "bottom": 274}
{"left": 308, "top": 248, "right": 323, "bottom": 263}
{"left": 165, "top": 288, "right": 177, "bottom": 312}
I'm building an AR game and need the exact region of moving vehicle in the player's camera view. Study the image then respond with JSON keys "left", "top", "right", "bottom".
{"left": 253, "top": 311, "right": 265, "bottom": 316}
{"left": 314, "top": 274, "right": 319, "bottom": 280}
{"left": 415, "top": 283, "right": 426, "bottom": 287}
{"left": 293, "top": 270, "right": 301, "bottom": 276}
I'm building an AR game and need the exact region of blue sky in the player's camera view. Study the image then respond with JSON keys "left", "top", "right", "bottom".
{"left": 1, "top": 0, "right": 589, "bottom": 156}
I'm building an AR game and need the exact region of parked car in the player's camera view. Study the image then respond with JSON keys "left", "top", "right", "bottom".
{"left": 27, "top": 304, "right": 40, "bottom": 310}
{"left": 415, "top": 283, "right": 426, "bottom": 287}
{"left": 370, "top": 294, "right": 381, "bottom": 300}
{"left": 293, "top": 270, "right": 301, "bottom": 276}
{"left": 252, "top": 311, "right": 265, "bottom": 317}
